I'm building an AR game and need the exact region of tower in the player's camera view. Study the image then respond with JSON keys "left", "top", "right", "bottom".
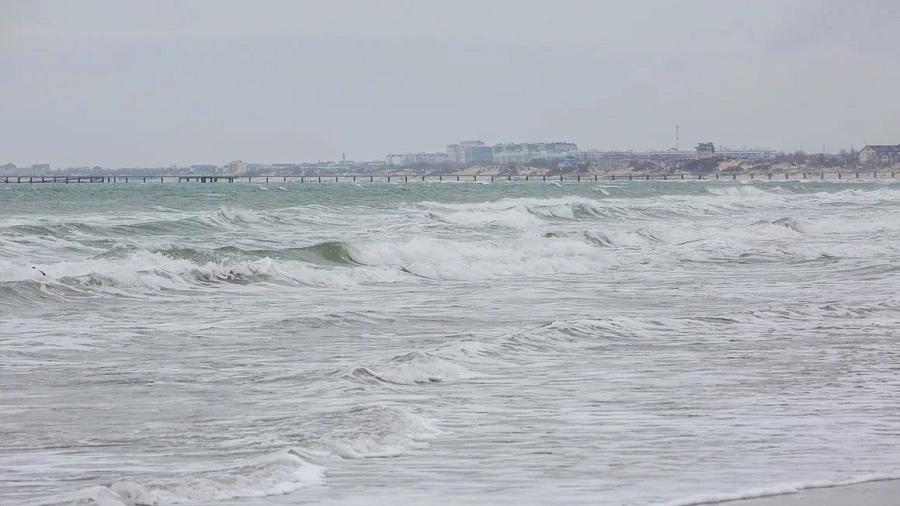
{"left": 676, "top": 125, "right": 680, "bottom": 151}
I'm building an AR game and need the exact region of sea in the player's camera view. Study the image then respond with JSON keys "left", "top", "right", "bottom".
{"left": 1, "top": 180, "right": 899, "bottom": 506}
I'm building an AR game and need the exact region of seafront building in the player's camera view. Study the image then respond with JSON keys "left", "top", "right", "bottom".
{"left": 491, "top": 142, "right": 579, "bottom": 165}
{"left": 446, "top": 141, "right": 494, "bottom": 165}
{"left": 224, "top": 160, "right": 248, "bottom": 174}
{"left": 386, "top": 152, "right": 449, "bottom": 166}
{"left": 858, "top": 144, "right": 900, "bottom": 165}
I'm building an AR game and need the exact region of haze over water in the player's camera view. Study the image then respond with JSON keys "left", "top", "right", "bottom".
{"left": 2, "top": 180, "right": 900, "bottom": 505}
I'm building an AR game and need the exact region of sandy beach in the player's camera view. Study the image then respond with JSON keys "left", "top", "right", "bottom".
{"left": 720, "top": 479, "right": 900, "bottom": 506}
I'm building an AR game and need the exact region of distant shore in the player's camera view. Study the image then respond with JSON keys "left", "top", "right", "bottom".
{"left": 3, "top": 159, "right": 899, "bottom": 181}
{"left": 1, "top": 169, "right": 897, "bottom": 184}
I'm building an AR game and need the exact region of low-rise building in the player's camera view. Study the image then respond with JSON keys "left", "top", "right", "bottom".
{"left": 696, "top": 143, "right": 716, "bottom": 159}
{"left": 859, "top": 144, "right": 900, "bottom": 165}
{"left": 718, "top": 148, "right": 776, "bottom": 161}
{"left": 447, "top": 141, "right": 488, "bottom": 164}
{"left": 386, "top": 152, "right": 449, "bottom": 166}
{"left": 225, "top": 160, "right": 248, "bottom": 174}
{"left": 492, "top": 141, "right": 578, "bottom": 165}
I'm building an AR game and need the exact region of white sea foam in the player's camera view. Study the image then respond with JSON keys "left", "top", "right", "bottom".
{"left": 348, "top": 234, "right": 605, "bottom": 280}
{"left": 4, "top": 181, "right": 900, "bottom": 506}
{"left": 351, "top": 351, "right": 480, "bottom": 386}
{"left": 35, "top": 450, "right": 324, "bottom": 506}
{"left": 323, "top": 406, "right": 447, "bottom": 459}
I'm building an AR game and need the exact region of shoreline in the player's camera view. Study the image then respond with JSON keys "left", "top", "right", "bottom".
{"left": 662, "top": 477, "right": 900, "bottom": 506}
{"left": 0, "top": 170, "right": 897, "bottom": 185}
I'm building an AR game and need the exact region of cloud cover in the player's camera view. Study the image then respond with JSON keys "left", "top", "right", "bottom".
{"left": 1, "top": 0, "right": 898, "bottom": 167}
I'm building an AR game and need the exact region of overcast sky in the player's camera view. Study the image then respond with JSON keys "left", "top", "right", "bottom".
{"left": 1, "top": 0, "right": 898, "bottom": 167}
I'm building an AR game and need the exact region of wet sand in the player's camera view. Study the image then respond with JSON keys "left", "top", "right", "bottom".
{"left": 721, "top": 479, "right": 900, "bottom": 506}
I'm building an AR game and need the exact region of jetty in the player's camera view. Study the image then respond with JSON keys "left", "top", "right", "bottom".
{"left": 1, "top": 172, "right": 896, "bottom": 184}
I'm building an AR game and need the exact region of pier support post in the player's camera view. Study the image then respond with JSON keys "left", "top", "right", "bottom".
{"left": 318, "top": 176, "right": 322, "bottom": 183}
{"left": 628, "top": 175, "right": 632, "bottom": 180}
{"left": 646, "top": 175, "right": 650, "bottom": 181}
{"left": 125, "top": 177, "right": 128, "bottom": 183}
{"left": 663, "top": 175, "right": 667, "bottom": 181}
{"left": 388, "top": 176, "right": 391, "bottom": 183}
{"left": 768, "top": 174, "right": 772, "bottom": 180}
{"left": 715, "top": 174, "right": 719, "bottom": 180}
{"left": 874, "top": 172, "right": 878, "bottom": 179}
{"left": 751, "top": 174, "right": 754, "bottom": 179}
{"left": 542, "top": 175, "right": 545, "bottom": 182}
{"left": 439, "top": 176, "right": 443, "bottom": 181}
{"left": 612, "top": 175, "right": 616, "bottom": 180}
{"left": 248, "top": 177, "right": 252, "bottom": 182}
{"left": 405, "top": 176, "right": 408, "bottom": 182}
{"left": 838, "top": 173, "right": 841, "bottom": 179}
{"left": 856, "top": 172, "right": 860, "bottom": 179}
{"left": 352, "top": 176, "right": 356, "bottom": 182}
{"left": 491, "top": 175, "right": 494, "bottom": 182}
{"left": 577, "top": 176, "right": 581, "bottom": 182}
{"left": 457, "top": 176, "right": 460, "bottom": 181}
{"left": 65, "top": 177, "right": 69, "bottom": 184}
{"left": 594, "top": 175, "right": 598, "bottom": 181}
{"left": 559, "top": 175, "right": 563, "bottom": 182}
{"left": 370, "top": 176, "right": 373, "bottom": 182}
{"left": 680, "top": 174, "right": 684, "bottom": 180}
{"left": 698, "top": 174, "right": 702, "bottom": 180}
{"left": 732, "top": 174, "right": 736, "bottom": 180}
{"left": 508, "top": 175, "right": 511, "bottom": 181}
{"left": 820, "top": 173, "right": 824, "bottom": 180}
{"left": 335, "top": 176, "right": 338, "bottom": 182}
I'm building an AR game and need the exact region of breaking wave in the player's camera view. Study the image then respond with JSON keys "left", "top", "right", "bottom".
{"left": 348, "top": 350, "right": 479, "bottom": 386}
{"left": 34, "top": 450, "right": 324, "bottom": 506}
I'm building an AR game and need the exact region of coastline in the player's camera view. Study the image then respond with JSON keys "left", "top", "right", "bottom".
{"left": 718, "top": 479, "right": 900, "bottom": 506}
{"left": 660, "top": 476, "right": 900, "bottom": 506}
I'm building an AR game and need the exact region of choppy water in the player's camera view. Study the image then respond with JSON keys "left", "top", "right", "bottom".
{"left": 2, "top": 180, "right": 899, "bottom": 506}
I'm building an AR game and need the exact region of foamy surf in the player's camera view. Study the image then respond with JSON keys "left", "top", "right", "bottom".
{"left": 4, "top": 180, "right": 900, "bottom": 506}
{"left": 31, "top": 450, "right": 325, "bottom": 506}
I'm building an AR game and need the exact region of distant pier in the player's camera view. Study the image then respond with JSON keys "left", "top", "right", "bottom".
{"left": 1, "top": 172, "right": 896, "bottom": 184}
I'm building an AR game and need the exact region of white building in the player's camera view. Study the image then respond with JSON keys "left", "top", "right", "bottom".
{"left": 386, "top": 152, "right": 450, "bottom": 166}
{"left": 492, "top": 142, "right": 579, "bottom": 165}
{"left": 859, "top": 144, "right": 900, "bottom": 165}
{"left": 718, "top": 148, "right": 776, "bottom": 161}
{"left": 447, "top": 141, "right": 487, "bottom": 164}
{"left": 225, "top": 160, "right": 248, "bottom": 174}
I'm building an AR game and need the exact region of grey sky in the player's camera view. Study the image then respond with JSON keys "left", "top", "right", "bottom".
{"left": 1, "top": 0, "right": 898, "bottom": 167}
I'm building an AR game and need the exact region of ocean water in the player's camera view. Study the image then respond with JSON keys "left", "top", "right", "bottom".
{"left": 1, "top": 180, "right": 899, "bottom": 506}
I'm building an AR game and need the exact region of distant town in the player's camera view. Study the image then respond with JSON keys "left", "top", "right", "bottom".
{"left": 3, "top": 139, "right": 900, "bottom": 177}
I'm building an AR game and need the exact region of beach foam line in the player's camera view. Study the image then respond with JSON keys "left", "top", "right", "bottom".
{"left": 29, "top": 449, "right": 325, "bottom": 506}
{"left": 656, "top": 472, "right": 900, "bottom": 506}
